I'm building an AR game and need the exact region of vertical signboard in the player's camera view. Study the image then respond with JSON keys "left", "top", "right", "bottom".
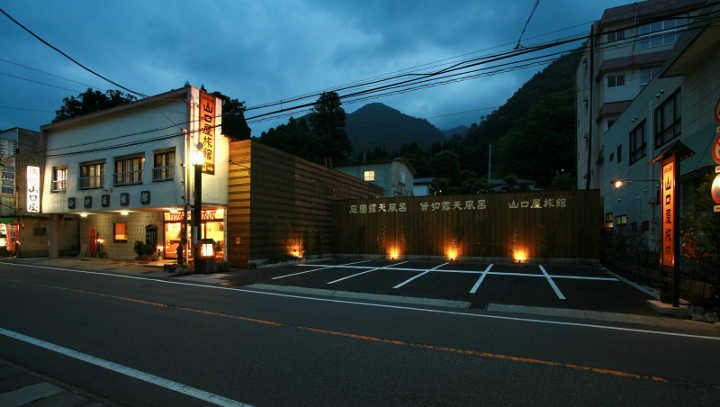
{"left": 26, "top": 165, "right": 40, "bottom": 213}
{"left": 198, "top": 92, "right": 216, "bottom": 174}
{"left": 661, "top": 157, "right": 675, "bottom": 268}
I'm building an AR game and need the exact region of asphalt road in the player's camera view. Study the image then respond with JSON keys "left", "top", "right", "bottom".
{"left": 1, "top": 262, "right": 719, "bottom": 406}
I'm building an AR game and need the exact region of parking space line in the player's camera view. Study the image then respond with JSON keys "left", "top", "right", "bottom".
{"left": 327, "top": 261, "right": 408, "bottom": 285}
{"left": 550, "top": 274, "right": 618, "bottom": 281}
{"left": 272, "top": 260, "right": 372, "bottom": 280}
{"left": 539, "top": 265, "right": 566, "bottom": 300}
{"left": 469, "top": 264, "right": 494, "bottom": 294}
{"left": 392, "top": 262, "right": 449, "bottom": 289}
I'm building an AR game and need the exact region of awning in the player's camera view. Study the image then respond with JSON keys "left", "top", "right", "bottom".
{"left": 0, "top": 217, "right": 17, "bottom": 224}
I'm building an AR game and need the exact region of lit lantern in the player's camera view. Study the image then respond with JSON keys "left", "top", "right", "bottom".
{"left": 388, "top": 247, "right": 400, "bottom": 260}
{"left": 96, "top": 238, "right": 104, "bottom": 244}
{"left": 513, "top": 248, "right": 528, "bottom": 263}
{"left": 447, "top": 246, "right": 458, "bottom": 261}
{"left": 200, "top": 240, "right": 214, "bottom": 258}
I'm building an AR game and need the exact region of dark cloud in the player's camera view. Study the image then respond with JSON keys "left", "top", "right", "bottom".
{"left": 1, "top": 0, "right": 628, "bottom": 134}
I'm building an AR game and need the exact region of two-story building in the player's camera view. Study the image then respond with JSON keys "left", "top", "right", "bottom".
{"left": 336, "top": 158, "right": 415, "bottom": 197}
{"left": 41, "top": 84, "right": 229, "bottom": 260}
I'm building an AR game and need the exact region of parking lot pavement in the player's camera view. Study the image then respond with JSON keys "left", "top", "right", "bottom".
{"left": 254, "top": 258, "right": 655, "bottom": 315}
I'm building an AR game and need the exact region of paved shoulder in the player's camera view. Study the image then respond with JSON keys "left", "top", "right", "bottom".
{"left": 0, "top": 359, "right": 111, "bottom": 407}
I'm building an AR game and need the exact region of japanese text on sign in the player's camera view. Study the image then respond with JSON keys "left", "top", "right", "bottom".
{"left": 349, "top": 202, "right": 408, "bottom": 214}
{"left": 26, "top": 166, "right": 40, "bottom": 213}
{"left": 419, "top": 199, "right": 487, "bottom": 212}
{"left": 508, "top": 198, "right": 566, "bottom": 209}
{"left": 662, "top": 159, "right": 675, "bottom": 267}
{"left": 199, "top": 92, "right": 216, "bottom": 174}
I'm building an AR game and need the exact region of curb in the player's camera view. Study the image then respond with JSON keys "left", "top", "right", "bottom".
{"left": 246, "top": 283, "right": 472, "bottom": 309}
{"left": 600, "top": 266, "right": 659, "bottom": 299}
{"left": 486, "top": 303, "right": 720, "bottom": 333}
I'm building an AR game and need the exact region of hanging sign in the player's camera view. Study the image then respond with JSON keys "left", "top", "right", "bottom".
{"left": 712, "top": 168, "right": 720, "bottom": 212}
{"left": 26, "top": 166, "right": 40, "bottom": 213}
{"left": 661, "top": 157, "right": 675, "bottom": 267}
{"left": 713, "top": 127, "right": 720, "bottom": 164}
{"left": 199, "top": 92, "right": 216, "bottom": 174}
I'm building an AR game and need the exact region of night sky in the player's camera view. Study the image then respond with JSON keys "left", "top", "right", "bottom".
{"left": 1, "top": 0, "right": 629, "bottom": 135}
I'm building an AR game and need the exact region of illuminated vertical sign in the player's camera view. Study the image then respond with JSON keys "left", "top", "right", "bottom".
{"left": 198, "top": 92, "right": 216, "bottom": 174}
{"left": 661, "top": 158, "right": 675, "bottom": 267}
{"left": 26, "top": 165, "right": 40, "bottom": 213}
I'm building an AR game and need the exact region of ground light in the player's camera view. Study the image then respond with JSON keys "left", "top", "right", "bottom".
{"left": 388, "top": 247, "right": 400, "bottom": 260}
{"left": 513, "top": 248, "right": 528, "bottom": 263}
{"left": 80, "top": 212, "right": 88, "bottom": 218}
{"left": 120, "top": 210, "right": 129, "bottom": 216}
{"left": 446, "top": 246, "right": 458, "bottom": 261}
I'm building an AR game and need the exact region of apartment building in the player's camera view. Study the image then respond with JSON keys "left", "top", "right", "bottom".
{"left": 336, "top": 158, "right": 415, "bottom": 197}
{"left": 576, "top": 0, "right": 706, "bottom": 190}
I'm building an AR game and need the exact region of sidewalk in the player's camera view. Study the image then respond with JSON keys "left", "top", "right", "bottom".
{"left": 1, "top": 257, "right": 233, "bottom": 284}
{"left": 0, "top": 358, "right": 113, "bottom": 407}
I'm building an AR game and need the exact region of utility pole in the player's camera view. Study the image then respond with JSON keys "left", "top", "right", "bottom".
{"left": 193, "top": 145, "right": 203, "bottom": 274}
{"left": 585, "top": 23, "right": 595, "bottom": 190}
{"left": 488, "top": 144, "right": 492, "bottom": 182}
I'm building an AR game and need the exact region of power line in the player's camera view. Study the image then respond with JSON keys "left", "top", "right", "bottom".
{"left": 0, "top": 57, "right": 102, "bottom": 89}
{"left": 516, "top": 0, "right": 540, "bottom": 49}
{"left": 0, "top": 72, "right": 82, "bottom": 93}
{"left": 0, "top": 105, "right": 54, "bottom": 113}
{"left": 0, "top": 7, "right": 146, "bottom": 97}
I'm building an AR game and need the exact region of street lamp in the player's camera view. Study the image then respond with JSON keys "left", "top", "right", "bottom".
{"left": 610, "top": 179, "right": 658, "bottom": 188}
{"left": 191, "top": 142, "right": 204, "bottom": 274}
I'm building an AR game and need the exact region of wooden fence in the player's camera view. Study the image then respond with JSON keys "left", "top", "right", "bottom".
{"left": 333, "top": 190, "right": 601, "bottom": 259}
{"left": 227, "top": 140, "right": 383, "bottom": 265}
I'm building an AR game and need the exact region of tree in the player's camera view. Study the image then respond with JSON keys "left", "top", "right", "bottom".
{"left": 53, "top": 89, "right": 136, "bottom": 122}
{"left": 309, "top": 92, "right": 352, "bottom": 165}
{"left": 210, "top": 91, "right": 251, "bottom": 140}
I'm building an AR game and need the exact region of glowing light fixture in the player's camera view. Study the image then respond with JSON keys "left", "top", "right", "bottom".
{"left": 513, "top": 248, "right": 528, "bottom": 263}
{"left": 191, "top": 142, "right": 205, "bottom": 166}
{"left": 200, "top": 241, "right": 214, "bottom": 257}
{"left": 169, "top": 208, "right": 179, "bottom": 214}
{"left": 120, "top": 210, "right": 129, "bottom": 216}
{"left": 96, "top": 238, "right": 104, "bottom": 244}
{"left": 613, "top": 180, "right": 624, "bottom": 189}
{"left": 388, "top": 247, "right": 400, "bottom": 260}
{"left": 447, "top": 246, "right": 458, "bottom": 261}
{"left": 80, "top": 212, "right": 88, "bottom": 218}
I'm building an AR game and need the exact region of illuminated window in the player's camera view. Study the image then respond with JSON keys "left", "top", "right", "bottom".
{"left": 51, "top": 167, "right": 67, "bottom": 192}
{"left": 114, "top": 155, "right": 145, "bottom": 186}
{"left": 616, "top": 215, "right": 628, "bottom": 226}
{"left": 605, "top": 213, "right": 614, "bottom": 229}
{"left": 79, "top": 161, "right": 105, "bottom": 189}
{"left": 114, "top": 222, "right": 128, "bottom": 242}
{"left": 153, "top": 149, "right": 175, "bottom": 181}
{"left": 363, "top": 170, "right": 375, "bottom": 181}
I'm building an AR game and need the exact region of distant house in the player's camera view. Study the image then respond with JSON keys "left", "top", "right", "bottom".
{"left": 413, "top": 177, "right": 434, "bottom": 196}
{"left": 336, "top": 158, "right": 415, "bottom": 197}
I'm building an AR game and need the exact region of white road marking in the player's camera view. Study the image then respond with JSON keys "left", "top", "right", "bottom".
{"left": 271, "top": 260, "right": 371, "bottom": 280}
{"left": 392, "top": 262, "right": 448, "bottom": 289}
{"left": 0, "top": 327, "right": 252, "bottom": 407}
{"left": 539, "top": 265, "right": 566, "bottom": 300}
{"left": 299, "top": 263, "right": 618, "bottom": 281}
{"left": 0, "top": 262, "right": 716, "bottom": 341}
{"left": 326, "top": 261, "right": 408, "bottom": 285}
{"left": 469, "top": 264, "right": 494, "bottom": 294}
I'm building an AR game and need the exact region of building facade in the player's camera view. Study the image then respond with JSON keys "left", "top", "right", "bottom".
{"left": 601, "top": 14, "right": 720, "bottom": 250}
{"left": 41, "top": 85, "right": 229, "bottom": 260}
{"left": 0, "top": 127, "right": 59, "bottom": 257}
{"left": 576, "top": 0, "right": 705, "bottom": 190}
{"left": 336, "top": 158, "right": 415, "bottom": 197}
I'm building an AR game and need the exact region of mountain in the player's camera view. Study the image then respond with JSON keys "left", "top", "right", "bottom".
{"left": 346, "top": 103, "right": 446, "bottom": 154}
{"left": 442, "top": 125, "right": 469, "bottom": 138}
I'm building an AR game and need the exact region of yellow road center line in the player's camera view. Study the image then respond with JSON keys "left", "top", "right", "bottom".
{"left": 35, "top": 283, "right": 672, "bottom": 384}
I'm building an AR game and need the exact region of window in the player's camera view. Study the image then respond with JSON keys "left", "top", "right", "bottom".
{"left": 609, "top": 152, "right": 614, "bottom": 162}
{"left": 637, "top": 17, "right": 686, "bottom": 49}
{"left": 114, "top": 155, "right": 144, "bottom": 186}
{"left": 606, "top": 30, "right": 624, "bottom": 43}
{"left": 616, "top": 144, "right": 622, "bottom": 163}
{"left": 363, "top": 170, "right": 375, "bottom": 181}
{"left": 607, "top": 74, "right": 625, "bottom": 88}
{"left": 114, "top": 222, "right": 128, "bottom": 242}
{"left": 607, "top": 119, "right": 615, "bottom": 130}
{"left": 605, "top": 213, "right": 614, "bottom": 229}
{"left": 153, "top": 149, "right": 175, "bottom": 181}
{"left": 616, "top": 215, "right": 628, "bottom": 226}
{"left": 51, "top": 166, "right": 67, "bottom": 192}
{"left": 79, "top": 161, "right": 105, "bottom": 189}
{"left": 639, "top": 68, "right": 657, "bottom": 86}
{"left": 629, "top": 120, "right": 647, "bottom": 164}
{"left": 1, "top": 165, "right": 14, "bottom": 194}
{"left": 0, "top": 139, "right": 17, "bottom": 158}
{"left": 654, "top": 91, "right": 681, "bottom": 148}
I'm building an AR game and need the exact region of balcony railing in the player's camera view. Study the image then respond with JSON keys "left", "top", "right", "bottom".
{"left": 152, "top": 166, "right": 174, "bottom": 181}
{"left": 79, "top": 176, "right": 103, "bottom": 190}
{"left": 114, "top": 170, "right": 143, "bottom": 186}
{"left": 51, "top": 179, "right": 67, "bottom": 192}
